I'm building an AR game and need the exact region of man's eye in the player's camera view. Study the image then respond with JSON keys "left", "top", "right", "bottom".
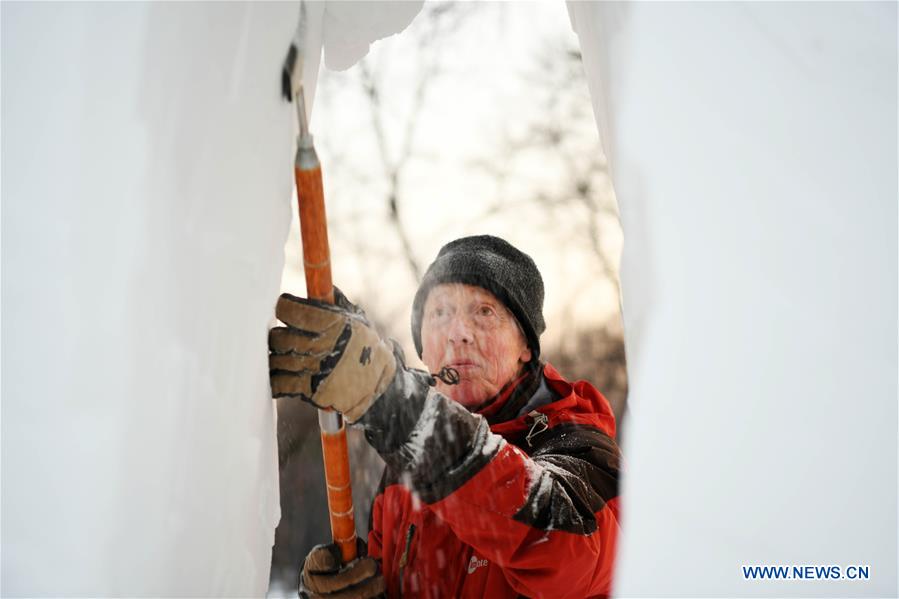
{"left": 478, "top": 306, "right": 495, "bottom": 317}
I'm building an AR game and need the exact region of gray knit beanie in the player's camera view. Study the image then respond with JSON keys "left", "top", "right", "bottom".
{"left": 411, "top": 235, "right": 545, "bottom": 360}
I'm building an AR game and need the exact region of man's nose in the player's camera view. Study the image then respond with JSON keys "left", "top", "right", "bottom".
{"left": 446, "top": 313, "right": 474, "bottom": 344}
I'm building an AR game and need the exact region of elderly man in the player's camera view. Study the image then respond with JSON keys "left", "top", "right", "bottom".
{"left": 269, "top": 235, "right": 622, "bottom": 598}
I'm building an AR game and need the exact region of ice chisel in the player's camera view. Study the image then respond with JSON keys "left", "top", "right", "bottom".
{"left": 281, "top": 1, "right": 358, "bottom": 564}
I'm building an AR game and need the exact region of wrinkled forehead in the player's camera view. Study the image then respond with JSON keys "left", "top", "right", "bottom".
{"left": 424, "top": 283, "right": 504, "bottom": 309}
{"left": 422, "top": 283, "right": 526, "bottom": 338}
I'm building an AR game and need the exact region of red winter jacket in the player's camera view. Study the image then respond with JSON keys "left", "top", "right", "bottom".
{"left": 358, "top": 362, "right": 622, "bottom": 598}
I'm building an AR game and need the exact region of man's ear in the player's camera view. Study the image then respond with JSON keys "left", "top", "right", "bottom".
{"left": 519, "top": 347, "right": 532, "bottom": 364}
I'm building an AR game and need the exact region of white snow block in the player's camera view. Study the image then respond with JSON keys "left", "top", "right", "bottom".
{"left": 569, "top": 2, "right": 896, "bottom": 597}
{"left": 321, "top": 0, "right": 424, "bottom": 71}
{"left": 1, "top": 3, "right": 295, "bottom": 596}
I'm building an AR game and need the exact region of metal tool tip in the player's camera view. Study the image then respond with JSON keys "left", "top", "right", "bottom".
{"left": 281, "top": 43, "right": 298, "bottom": 102}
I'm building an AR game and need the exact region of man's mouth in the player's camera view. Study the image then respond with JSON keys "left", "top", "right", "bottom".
{"left": 446, "top": 359, "right": 478, "bottom": 370}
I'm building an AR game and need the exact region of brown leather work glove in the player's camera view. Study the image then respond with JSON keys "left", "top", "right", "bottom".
{"left": 300, "top": 541, "right": 385, "bottom": 599}
{"left": 269, "top": 289, "right": 397, "bottom": 423}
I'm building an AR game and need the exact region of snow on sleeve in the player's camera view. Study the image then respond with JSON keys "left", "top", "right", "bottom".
{"left": 397, "top": 389, "right": 441, "bottom": 468}
{"left": 396, "top": 388, "right": 506, "bottom": 471}
{"left": 518, "top": 456, "right": 590, "bottom": 531}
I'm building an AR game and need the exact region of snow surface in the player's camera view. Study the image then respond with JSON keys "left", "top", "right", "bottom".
{"left": 568, "top": 2, "right": 897, "bottom": 597}
{"left": 321, "top": 1, "right": 424, "bottom": 71}
{"left": 1, "top": 1, "right": 423, "bottom": 596}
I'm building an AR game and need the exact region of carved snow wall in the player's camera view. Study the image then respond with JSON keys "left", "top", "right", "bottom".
{"left": 568, "top": 2, "right": 896, "bottom": 597}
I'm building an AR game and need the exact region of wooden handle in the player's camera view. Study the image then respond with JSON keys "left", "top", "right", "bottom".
{"left": 294, "top": 160, "right": 358, "bottom": 563}
{"left": 320, "top": 418, "right": 357, "bottom": 562}
{"left": 295, "top": 164, "right": 334, "bottom": 303}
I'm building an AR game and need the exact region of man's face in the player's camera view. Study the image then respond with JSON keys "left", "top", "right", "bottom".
{"left": 420, "top": 283, "right": 532, "bottom": 409}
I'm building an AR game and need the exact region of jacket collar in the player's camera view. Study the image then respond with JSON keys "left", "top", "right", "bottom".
{"left": 475, "top": 361, "right": 544, "bottom": 425}
{"left": 483, "top": 362, "right": 618, "bottom": 441}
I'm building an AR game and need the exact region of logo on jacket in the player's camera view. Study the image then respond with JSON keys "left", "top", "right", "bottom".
{"left": 468, "top": 555, "right": 489, "bottom": 574}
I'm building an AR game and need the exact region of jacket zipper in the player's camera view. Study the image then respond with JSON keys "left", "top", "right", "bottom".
{"left": 526, "top": 410, "right": 549, "bottom": 447}
{"left": 398, "top": 522, "right": 416, "bottom": 598}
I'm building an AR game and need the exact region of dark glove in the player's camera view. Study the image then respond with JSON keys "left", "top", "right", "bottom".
{"left": 300, "top": 541, "right": 385, "bottom": 599}
{"left": 269, "top": 289, "right": 397, "bottom": 423}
